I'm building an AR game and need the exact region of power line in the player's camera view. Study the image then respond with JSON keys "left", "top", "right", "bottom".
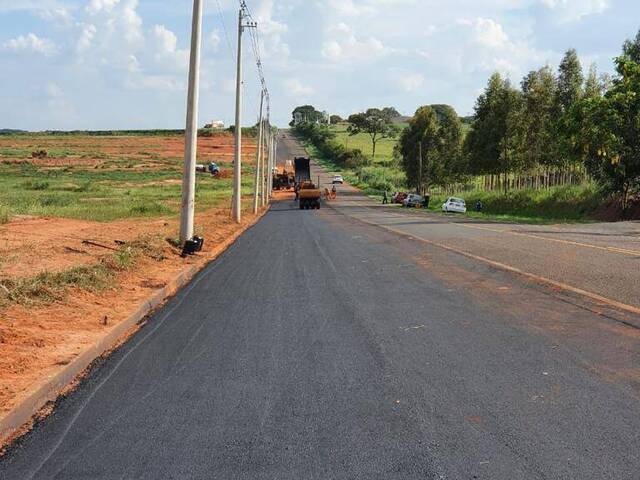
{"left": 214, "top": 0, "right": 235, "bottom": 62}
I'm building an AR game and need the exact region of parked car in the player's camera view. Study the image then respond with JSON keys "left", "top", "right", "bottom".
{"left": 403, "top": 193, "right": 424, "bottom": 208}
{"left": 392, "top": 192, "right": 408, "bottom": 204}
{"left": 442, "top": 197, "right": 467, "bottom": 213}
{"left": 332, "top": 174, "right": 344, "bottom": 184}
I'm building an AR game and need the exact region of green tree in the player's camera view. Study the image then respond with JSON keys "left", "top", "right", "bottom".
{"left": 583, "top": 63, "right": 603, "bottom": 99}
{"left": 347, "top": 108, "right": 399, "bottom": 159}
{"left": 397, "top": 105, "right": 464, "bottom": 193}
{"left": 382, "top": 107, "right": 401, "bottom": 119}
{"left": 329, "top": 114, "right": 344, "bottom": 124}
{"left": 569, "top": 56, "right": 640, "bottom": 212}
{"left": 464, "top": 73, "right": 523, "bottom": 190}
{"left": 622, "top": 29, "right": 640, "bottom": 62}
{"left": 290, "top": 105, "right": 323, "bottom": 126}
{"left": 556, "top": 48, "right": 584, "bottom": 114}
{"left": 519, "top": 66, "right": 557, "bottom": 169}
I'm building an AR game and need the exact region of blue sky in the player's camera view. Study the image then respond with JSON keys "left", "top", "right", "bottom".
{"left": 0, "top": 0, "right": 638, "bottom": 130}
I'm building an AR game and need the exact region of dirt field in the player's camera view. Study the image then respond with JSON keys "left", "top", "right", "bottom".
{"left": 0, "top": 132, "right": 266, "bottom": 422}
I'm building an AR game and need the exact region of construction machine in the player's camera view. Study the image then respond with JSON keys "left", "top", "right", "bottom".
{"left": 294, "top": 157, "right": 321, "bottom": 209}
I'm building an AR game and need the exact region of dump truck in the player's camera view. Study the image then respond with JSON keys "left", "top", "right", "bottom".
{"left": 294, "top": 157, "right": 321, "bottom": 209}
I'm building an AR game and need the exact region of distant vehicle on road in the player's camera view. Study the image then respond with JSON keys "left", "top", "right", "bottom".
{"left": 442, "top": 197, "right": 467, "bottom": 213}
{"left": 332, "top": 175, "right": 344, "bottom": 184}
{"left": 403, "top": 193, "right": 424, "bottom": 208}
{"left": 392, "top": 192, "right": 407, "bottom": 204}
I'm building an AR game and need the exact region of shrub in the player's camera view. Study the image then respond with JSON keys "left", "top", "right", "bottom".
{"left": 0, "top": 204, "right": 9, "bottom": 224}
{"left": 22, "top": 180, "right": 50, "bottom": 190}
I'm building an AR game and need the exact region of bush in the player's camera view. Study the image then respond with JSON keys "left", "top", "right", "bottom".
{"left": 22, "top": 180, "right": 50, "bottom": 190}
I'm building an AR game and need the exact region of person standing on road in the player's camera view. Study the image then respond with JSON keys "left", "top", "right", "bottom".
{"left": 331, "top": 184, "right": 337, "bottom": 199}
{"left": 382, "top": 190, "right": 389, "bottom": 204}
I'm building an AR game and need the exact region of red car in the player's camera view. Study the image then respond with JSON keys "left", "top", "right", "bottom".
{"left": 392, "top": 192, "right": 408, "bottom": 204}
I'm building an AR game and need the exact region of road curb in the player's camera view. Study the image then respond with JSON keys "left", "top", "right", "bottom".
{"left": 0, "top": 207, "right": 270, "bottom": 445}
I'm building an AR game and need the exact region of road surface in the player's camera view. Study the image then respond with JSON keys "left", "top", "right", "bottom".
{"left": 1, "top": 133, "right": 639, "bottom": 479}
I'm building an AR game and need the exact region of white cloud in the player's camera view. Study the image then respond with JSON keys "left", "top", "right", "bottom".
{"left": 37, "top": 7, "right": 74, "bottom": 27}
{"left": 253, "top": 0, "right": 290, "bottom": 63}
{"left": 540, "top": 0, "right": 609, "bottom": 22}
{"left": 150, "top": 25, "right": 189, "bottom": 72}
{"left": 459, "top": 18, "right": 509, "bottom": 48}
{"left": 284, "top": 78, "right": 315, "bottom": 97}
{"left": 208, "top": 30, "right": 221, "bottom": 52}
{"left": 86, "top": 0, "right": 121, "bottom": 15}
{"left": 2, "top": 33, "right": 58, "bottom": 56}
{"left": 321, "top": 34, "right": 395, "bottom": 63}
{"left": 394, "top": 71, "right": 425, "bottom": 93}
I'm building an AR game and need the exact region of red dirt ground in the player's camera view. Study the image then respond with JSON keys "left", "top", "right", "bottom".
{"left": 0, "top": 134, "right": 257, "bottom": 169}
{"left": 0, "top": 132, "right": 265, "bottom": 423}
{"left": 0, "top": 204, "right": 266, "bottom": 418}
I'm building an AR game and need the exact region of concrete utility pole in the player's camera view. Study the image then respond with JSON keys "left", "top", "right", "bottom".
{"left": 179, "top": 0, "right": 203, "bottom": 244}
{"left": 232, "top": 8, "right": 244, "bottom": 223}
{"left": 268, "top": 132, "right": 274, "bottom": 198}
{"left": 262, "top": 120, "right": 269, "bottom": 206}
{"left": 273, "top": 133, "right": 278, "bottom": 197}
{"left": 253, "top": 90, "right": 265, "bottom": 214}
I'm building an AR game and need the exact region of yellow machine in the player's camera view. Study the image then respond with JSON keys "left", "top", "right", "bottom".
{"left": 298, "top": 181, "right": 321, "bottom": 210}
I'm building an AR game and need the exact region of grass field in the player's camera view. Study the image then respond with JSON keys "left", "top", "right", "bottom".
{"left": 0, "top": 133, "right": 257, "bottom": 222}
{"left": 366, "top": 184, "right": 604, "bottom": 223}
{"left": 330, "top": 123, "right": 401, "bottom": 164}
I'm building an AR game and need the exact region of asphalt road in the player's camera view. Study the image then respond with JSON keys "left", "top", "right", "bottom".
{"left": 1, "top": 134, "right": 639, "bottom": 479}
{"left": 296, "top": 130, "right": 640, "bottom": 313}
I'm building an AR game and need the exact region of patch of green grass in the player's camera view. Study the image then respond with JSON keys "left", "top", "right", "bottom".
{"left": 0, "top": 265, "right": 114, "bottom": 307}
{"left": 0, "top": 236, "right": 166, "bottom": 308}
{"left": 0, "top": 204, "right": 9, "bottom": 224}
{"left": 329, "top": 124, "right": 400, "bottom": 164}
{"left": 0, "top": 162, "right": 244, "bottom": 221}
{"left": 0, "top": 147, "right": 32, "bottom": 157}
{"left": 423, "top": 184, "right": 602, "bottom": 223}
{"left": 22, "top": 180, "right": 50, "bottom": 190}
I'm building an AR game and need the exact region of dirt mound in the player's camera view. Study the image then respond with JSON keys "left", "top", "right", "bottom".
{"left": 592, "top": 197, "right": 640, "bottom": 222}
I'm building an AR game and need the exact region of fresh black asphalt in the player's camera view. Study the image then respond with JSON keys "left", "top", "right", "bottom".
{"left": 2, "top": 179, "right": 640, "bottom": 478}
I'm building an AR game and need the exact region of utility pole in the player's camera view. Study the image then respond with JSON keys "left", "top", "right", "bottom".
{"left": 418, "top": 141, "right": 423, "bottom": 195}
{"left": 266, "top": 128, "right": 272, "bottom": 200}
{"left": 261, "top": 121, "right": 267, "bottom": 207}
{"left": 232, "top": 6, "right": 257, "bottom": 223}
{"left": 232, "top": 8, "right": 244, "bottom": 223}
{"left": 179, "top": 0, "right": 203, "bottom": 244}
{"left": 253, "top": 90, "right": 265, "bottom": 214}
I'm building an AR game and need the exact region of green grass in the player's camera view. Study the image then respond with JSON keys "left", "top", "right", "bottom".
{"left": 0, "top": 235, "right": 166, "bottom": 307}
{"left": 0, "top": 162, "right": 256, "bottom": 222}
{"left": 0, "top": 204, "right": 9, "bottom": 224}
{"left": 329, "top": 123, "right": 401, "bottom": 164}
{"left": 403, "top": 184, "right": 603, "bottom": 223}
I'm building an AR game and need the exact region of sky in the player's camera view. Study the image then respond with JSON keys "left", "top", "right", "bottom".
{"left": 0, "top": 0, "right": 639, "bottom": 130}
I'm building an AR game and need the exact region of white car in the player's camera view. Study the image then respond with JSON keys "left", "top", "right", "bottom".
{"left": 442, "top": 197, "right": 467, "bottom": 213}
{"left": 332, "top": 175, "right": 344, "bottom": 184}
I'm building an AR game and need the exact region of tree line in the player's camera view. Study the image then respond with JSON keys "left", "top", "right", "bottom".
{"left": 292, "top": 30, "right": 640, "bottom": 212}
{"left": 400, "top": 30, "right": 640, "bottom": 211}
